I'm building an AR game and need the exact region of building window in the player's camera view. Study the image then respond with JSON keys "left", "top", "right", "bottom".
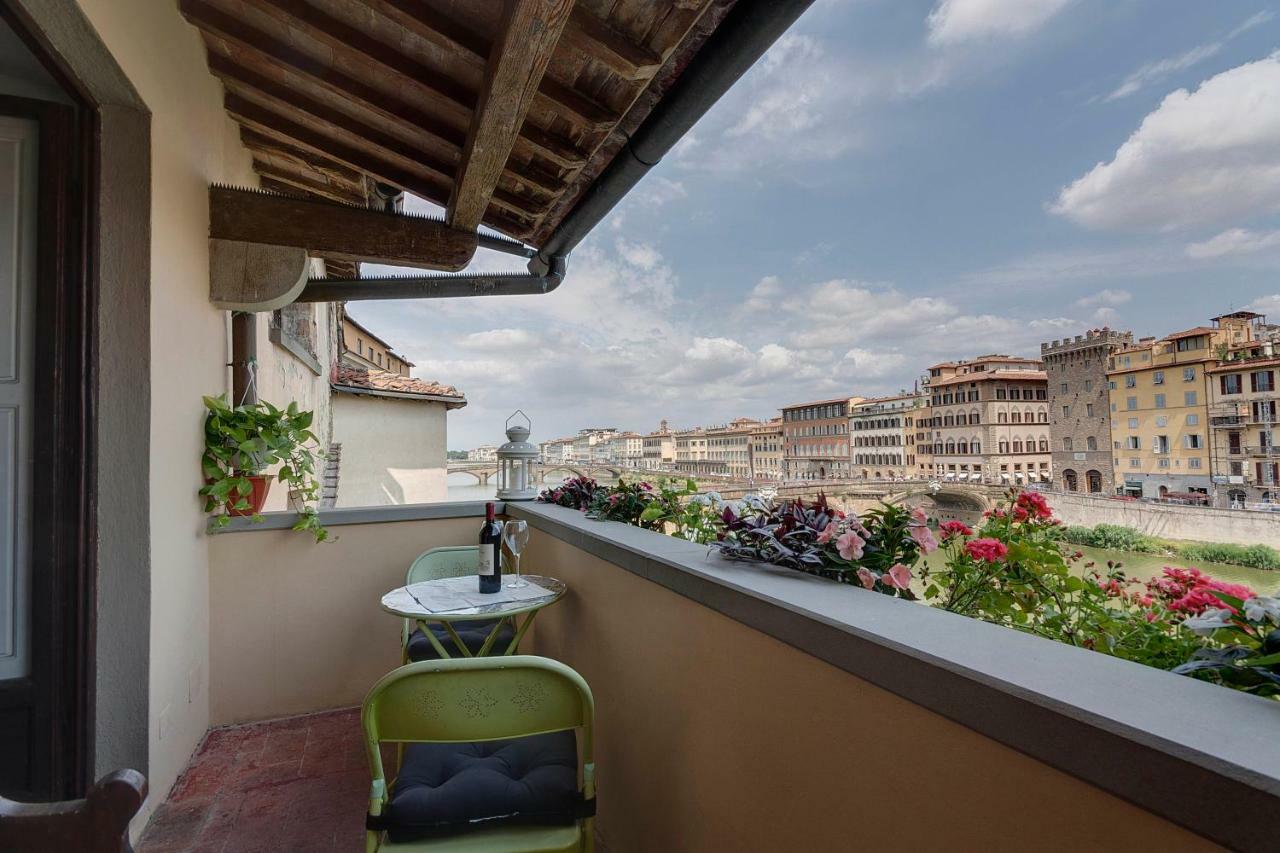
{"left": 1126, "top": 396, "right": 1138, "bottom": 411}
{"left": 1086, "top": 436, "right": 1098, "bottom": 451}
{"left": 1189, "top": 458, "right": 1202, "bottom": 469}
{"left": 1108, "top": 380, "right": 1117, "bottom": 390}
{"left": 1154, "top": 394, "right": 1166, "bottom": 409}
{"left": 1060, "top": 383, "right": 1068, "bottom": 394}
{"left": 1062, "top": 405, "right": 1070, "bottom": 419}
{"left": 1220, "top": 374, "right": 1243, "bottom": 395}
{"left": 1185, "top": 434, "right": 1203, "bottom": 449}
{"left": 1128, "top": 418, "right": 1138, "bottom": 429}
{"left": 1125, "top": 375, "right": 1136, "bottom": 389}
{"left": 1129, "top": 458, "right": 1140, "bottom": 468}
{"left": 1086, "top": 403, "right": 1094, "bottom": 417}
{"left": 1062, "top": 437, "right": 1073, "bottom": 452}
{"left": 1183, "top": 367, "right": 1196, "bottom": 382}
{"left": 1038, "top": 439, "right": 1049, "bottom": 452}
{"left": 1253, "top": 371, "right": 1276, "bottom": 393}
{"left": 1187, "top": 414, "right": 1199, "bottom": 426}
{"left": 1153, "top": 371, "right": 1164, "bottom": 385}
{"left": 1126, "top": 436, "right": 1140, "bottom": 450}
{"left": 1158, "top": 458, "right": 1171, "bottom": 469}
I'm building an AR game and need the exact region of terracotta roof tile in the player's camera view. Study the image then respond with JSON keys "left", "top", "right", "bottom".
{"left": 333, "top": 365, "right": 466, "bottom": 407}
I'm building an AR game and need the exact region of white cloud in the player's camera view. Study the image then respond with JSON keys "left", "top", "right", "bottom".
{"left": 1246, "top": 294, "right": 1280, "bottom": 315}
{"left": 926, "top": 0, "right": 1074, "bottom": 46}
{"left": 1104, "top": 43, "right": 1222, "bottom": 102}
{"left": 1186, "top": 227, "right": 1280, "bottom": 259}
{"left": 1101, "top": 11, "right": 1272, "bottom": 102}
{"left": 1075, "top": 288, "right": 1132, "bottom": 309}
{"left": 1052, "top": 54, "right": 1280, "bottom": 232}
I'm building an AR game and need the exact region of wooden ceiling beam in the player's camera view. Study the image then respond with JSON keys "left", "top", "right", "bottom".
{"left": 358, "top": 0, "right": 617, "bottom": 129}
{"left": 210, "top": 185, "right": 478, "bottom": 271}
{"left": 240, "top": 128, "right": 366, "bottom": 188}
{"left": 448, "top": 0, "right": 574, "bottom": 231}
{"left": 562, "top": 7, "right": 663, "bottom": 78}
{"left": 258, "top": 172, "right": 359, "bottom": 206}
{"left": 230, "top": 99, "right": 536, "bottom": 240}
{"left": 182, "top": 0, "right": 586, "bottom": 170}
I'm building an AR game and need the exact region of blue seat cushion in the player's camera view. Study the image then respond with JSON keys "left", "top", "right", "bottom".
{"left": 383, "top": 731, "right": 580, "bottom": 841}
{"left": 407, "top": 619, "right": 516, "bottom": 660}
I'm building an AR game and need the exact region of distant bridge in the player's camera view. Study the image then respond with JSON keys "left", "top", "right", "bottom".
{"left": 714, "top": 479, "right": 1011, "bottom": 513}
{"left": 447, "top": 461, "right": 627, "bottom": 485}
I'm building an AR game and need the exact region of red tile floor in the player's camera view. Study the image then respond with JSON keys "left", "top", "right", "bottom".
{"left": 138, "top": 708, "right": 376, "bottom": 853}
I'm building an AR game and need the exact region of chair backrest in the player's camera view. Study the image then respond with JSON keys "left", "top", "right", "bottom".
{"left": 362, "top": 656, "right": 595, "bottom": 791}
{"left": 0, "top": 770, "right": 146, "bottom": 853}
{"left": 406, "top": 545, "right": 479, "bottom": 586}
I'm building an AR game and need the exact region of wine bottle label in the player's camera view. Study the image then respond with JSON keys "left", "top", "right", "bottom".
{"left": 478, "top": 547, "right": 495, "bottom": 576}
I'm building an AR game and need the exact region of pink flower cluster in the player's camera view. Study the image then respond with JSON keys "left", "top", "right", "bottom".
{"left": 1145, "top": 567, "right": 1256, "bottom": 616}
{"left": 964, "top": 538, "right": 1008, "bottom": 563}
{"left": 908, "top": 507, "right": 938, "bottom": 554}
{"left": 938, "top": 520, "right": 973, "bottom": 541}
{"left": 856, "top": 563, "right": 912, "bottom": 591}
{"left": 1014, "top": 490, "right": 1052, "bottom": 520}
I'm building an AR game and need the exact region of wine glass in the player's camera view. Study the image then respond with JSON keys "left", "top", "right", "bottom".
{"left": 503, "top": 520, "right": 530, "bottom": 588}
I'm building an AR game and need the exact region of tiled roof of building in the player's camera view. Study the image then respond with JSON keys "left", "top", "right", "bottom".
{"left": 1164, "top": 326, "right": 1217, "bottom": 340}
{"left": 332, "top": 365, "right": 466, "bottom": 408}
{"left": 929, "top": 369, "right": 1047, "bottom": 387}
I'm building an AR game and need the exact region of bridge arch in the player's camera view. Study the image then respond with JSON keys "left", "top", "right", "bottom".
{"left": 884, "top": 487, "right": 993, "bottom": 513}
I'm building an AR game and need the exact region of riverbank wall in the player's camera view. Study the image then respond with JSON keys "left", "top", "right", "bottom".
{"left": 1049, "top": 493, "right": 1280, "bottom": 549}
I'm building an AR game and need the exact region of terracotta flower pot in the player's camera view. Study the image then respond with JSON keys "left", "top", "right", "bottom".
{"left": 226, "top": 474, "right": 272, "bottom": 517}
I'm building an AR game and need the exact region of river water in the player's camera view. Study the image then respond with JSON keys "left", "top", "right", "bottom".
{"left": 449, "top": 475, "right": 1280, "bottom": 595}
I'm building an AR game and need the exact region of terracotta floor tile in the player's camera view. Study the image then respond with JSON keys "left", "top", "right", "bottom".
{"left": 139, "top": 709, "right": 369, "bottom": 853}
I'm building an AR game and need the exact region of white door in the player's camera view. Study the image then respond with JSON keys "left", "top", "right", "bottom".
{"left": 0, "top": 116, "right": 36, "bottom": 680}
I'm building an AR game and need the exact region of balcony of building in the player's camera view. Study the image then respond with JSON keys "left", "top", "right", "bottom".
{"left": 116, "top": 500, "right": 1276, "bottom": 852}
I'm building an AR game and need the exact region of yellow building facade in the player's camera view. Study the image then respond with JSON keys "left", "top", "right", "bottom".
{"left": 1106, "top": 316, "right": 1259, "bottom": 499}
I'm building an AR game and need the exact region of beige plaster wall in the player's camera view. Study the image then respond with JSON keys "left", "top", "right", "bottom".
{"left": 332, "top": 394, "right": 451, "bottom": 506}
{"left": 523, "top": 534, "right": 1219, "bottom": 853}
{"left": 76, "top": 0, "right": 255, "bottom": 811}
{"left": 206, "top": 517, "right": 479, "bottom": 725}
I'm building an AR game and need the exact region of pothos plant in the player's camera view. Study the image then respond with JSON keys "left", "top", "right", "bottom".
{"left": 199, "top": 394, "right": 330, "bottom": 542}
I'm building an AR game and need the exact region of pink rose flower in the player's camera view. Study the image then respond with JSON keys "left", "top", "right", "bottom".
{"left": 836, "top": 530, "right": 865, "bottom": 561}
{"left": 883, "top": 563, "right": 912, "bottom": 590}
{"left": 909, "top": 523, "right": 938, "bottom": 554}
{"left": 910, "top": 506, "right": 928, "bottom": 525}
{"left": 965, "top": 538, "right": 1009, "bottom": 563}
{"left": 816, "top": 521, "right": 838, "bottom": 544}
{"left": 856, "top": 567, "right": 876, "bottom": 590}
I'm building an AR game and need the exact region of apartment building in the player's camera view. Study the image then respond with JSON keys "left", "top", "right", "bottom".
{"left": 608, "top": 432, "right": 645, "bottom": 467}
{"left": 850, "top": 393, "right": 926, "bottom": 480}
{"left": 675, "top": 428, "right": 724, "bottom": 475}
{"left": 642, "top": 423, "right": 675, "bottom": 471}
{"left": 572, "top": 428, "right": 617, "bottom": 463}
{"left": 539, "top": 438, "right": 575, "bottom": 464}
{"left": 749, "top": 418, "right": 785, "bottom": 481}
{"left": 340, "top": 311, "right": 413, "bottom": 376}
{"left": 782, "top": 397, "right": 862, "bottom": 479}
{"left": 923, "top": 356, "right": 1051, "bottom": 485}
{"left": 1042, "top": 329, "right": 1134, "bottom": 494}
{"left": 706, "top": 418, "right": 760, "bottom": 479}
{"left": 467, "top": 445, "right": 497, "bottom": 462}
{"left": 1106, "top": 328, "right": 1228, "bottom": 499}
{"left": 1206, "top": 312, "right": 1280, "bottom": 507}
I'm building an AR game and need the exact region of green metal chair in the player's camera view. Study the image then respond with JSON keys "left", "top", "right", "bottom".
{"left": 362, "top": 656, "right": 596, "bottom": 852}
{"left": 401, "top": 546, "right": 516, "bottom": 661}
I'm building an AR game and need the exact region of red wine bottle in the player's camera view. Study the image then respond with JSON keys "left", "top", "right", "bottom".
{"left": 478, "top": 502, "right": 502, "bottom": 594}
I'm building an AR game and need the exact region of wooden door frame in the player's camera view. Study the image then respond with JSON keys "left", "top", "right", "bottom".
{"left": 0, "top": 90, "right": 95, "bottom": 801}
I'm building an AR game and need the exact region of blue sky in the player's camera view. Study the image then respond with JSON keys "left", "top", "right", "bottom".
{"left": 356, "top": 0, "right": 1280, "bottom": 450}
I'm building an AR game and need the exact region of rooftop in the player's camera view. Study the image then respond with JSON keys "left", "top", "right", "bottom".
{"left": 331, "top": 365, "right": 467, "bottom": 407}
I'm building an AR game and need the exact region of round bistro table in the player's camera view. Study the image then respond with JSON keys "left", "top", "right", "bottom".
{"left": 381, "top": 574, "right": 566, "bottom": 658}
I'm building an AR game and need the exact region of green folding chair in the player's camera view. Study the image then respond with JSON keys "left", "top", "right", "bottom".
{"left": 400, "top": 546, "right": 517, "bottom": 661}
{"left": 362, "top": 657, "right": 596, "bottom": 852}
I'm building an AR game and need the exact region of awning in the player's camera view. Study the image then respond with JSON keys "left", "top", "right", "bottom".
{"left": 1040, "top": 472, "right": 1052, "bottom": 482}
{"left": 945, "top": 472, "right": 956, "bottom": 480}
{"left": 969, "top": 473, "right": 982, "bottom": 481}
{"left": 1001, "top": 473, "right": 1011, "bottom": 481}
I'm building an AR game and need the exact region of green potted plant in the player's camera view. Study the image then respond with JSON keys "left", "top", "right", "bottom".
{"left": 199, "top": 394, "right": 330, "bottom": 542}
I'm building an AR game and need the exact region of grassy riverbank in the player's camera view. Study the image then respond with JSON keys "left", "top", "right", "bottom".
{"left": 1059, "top": 523, "right": 1280, "bottom": 571}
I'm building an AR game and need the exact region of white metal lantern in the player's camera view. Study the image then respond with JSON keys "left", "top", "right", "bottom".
{"left": 496, "top": 410, "right": 538, "bottom": 501}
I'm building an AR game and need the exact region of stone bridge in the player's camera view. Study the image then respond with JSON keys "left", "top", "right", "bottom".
{"left": 447, "top": 461, "right": 627, "bottom": 485}
{"left": 715, "top": 480, "right": 1010, "bottom": 514}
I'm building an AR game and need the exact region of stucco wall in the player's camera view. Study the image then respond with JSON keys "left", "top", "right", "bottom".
{"left": 74, "top": 0, "right": 254, "bottom": 813}
{"left": 206, "top": 517, "right": 478, "bottom": 724}
{"left": 523, "top": 533, "right": 1217, "bottom": 853}
{"left": 332, "top": 393, "right": 450, "bottom": 506}
{"left": 1051, "top": 491, "right": 1280, "bottom": 548}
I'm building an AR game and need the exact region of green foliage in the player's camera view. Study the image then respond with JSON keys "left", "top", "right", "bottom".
{"left": 921, "top": 495, "right": 1203, "bottom": 671}
{"left": 1059, "top": 523, "right": 1159, "bottom": 553}
{"left": 1060, "top": 523, "right": 1280, "bottom": 570}
{"left": 199, "top": 394, "right": 330, "bottom": 543}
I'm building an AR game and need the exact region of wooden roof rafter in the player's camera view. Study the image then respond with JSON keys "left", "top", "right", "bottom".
{"left": 184, "top": 0, "right": 745, "bottom": 259}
